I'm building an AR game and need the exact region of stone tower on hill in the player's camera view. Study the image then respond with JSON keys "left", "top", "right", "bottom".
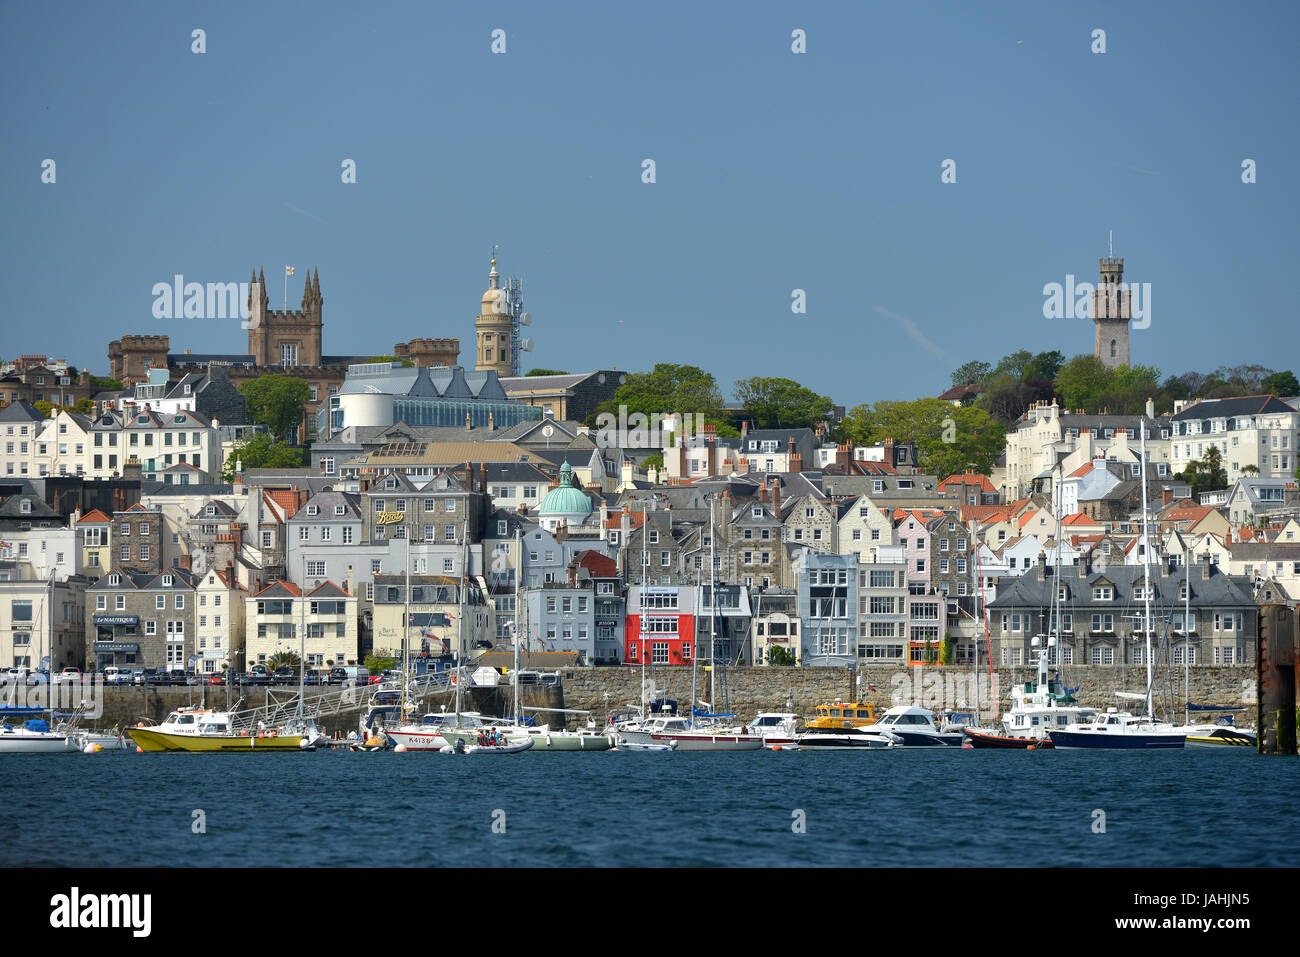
{"left": 1092, "top": 256, "right": 1131, "bottom": 369}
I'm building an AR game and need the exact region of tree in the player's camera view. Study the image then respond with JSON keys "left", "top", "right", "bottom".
{"left": 363, "top": 355, "right": 413, "bottom": 368}
{"left": 1177, "top": 446, "right": 1228, "bottom": 498}
{"left": 73, "top": 398, "right": 94, "bottom": 415}
{"left": 525, "top": 368, "right": 569, "bottom": 377}
{"left": 1262, "top": 370, "right": 1300, "bottom": 396}
{"left": 840, "top": 397, "right": 1004, "bottom": 478}
{"left": 1054, "top": 355, "right": 1161, "bottom": 414}
{"left": 594, "top": 363, "right": 727, "bottom": 433}
{"left": 991, "top": 349, "right": 1036, "bottom": 381}
{"left": 33, "top": 401, "right": 53, "bottom": 418}
{"left": 949, "top": 361, "right": 992, "bottom": 388}
{"left": 220, "top": 432, "right": 305, "bottom": 480}
{"left": 732, "top": 376, "right": 834, "bottom": 430}
{"left": 365, "top": 655, "right": 397, "bottom": 674}
{"left": 1022, "top": 350, "right": 1065, "bottom": 383}
{"left": 766, "top": 646, "right": 797, "bottom": 666}
{"left": 266, "top": 650, "right": 302, "bottom": 673}
{"left": 239, "top": 375, "right": 311, "bottom": 442}
{"left": 89, "top": 375, "right": 124, "bottom": 391}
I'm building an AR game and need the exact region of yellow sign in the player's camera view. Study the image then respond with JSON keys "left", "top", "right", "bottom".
{"left": 375, "top": 511, "right": 405, "bottom": 526}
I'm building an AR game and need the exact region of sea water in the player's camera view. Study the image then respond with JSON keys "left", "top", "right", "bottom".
{"left": 2, "top": 748, "right": 1296, "bottom": 867}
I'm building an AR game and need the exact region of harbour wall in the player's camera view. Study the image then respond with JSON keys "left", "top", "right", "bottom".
{"left": 556, "top": 665, "right": 1257, "bottom": 725}
{"left": 35, "top": 666, "right": 1254, "bottom": 734}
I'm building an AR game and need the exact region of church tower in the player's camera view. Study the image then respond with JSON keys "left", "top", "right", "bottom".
{"left": 475, "top": 256, "right": 513, "bottom": 376}
{"left": 1092, "top": 255, "right": 1131, "bottom": 369}
{"left": 246, "top": 267, "right": 323, "bottom": 367}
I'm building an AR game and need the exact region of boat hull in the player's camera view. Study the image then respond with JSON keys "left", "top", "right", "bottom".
{"left": 1184, "top": 730, "right": 1256, "bottom": 748}
{"left": 794, "top": 733, "right": 893, "bottom": 750}
{"left": 0, "top": 733, "right": 78, "bottom": 753}
{"left": 127, "top": 728, "right": 306, "bottom": 752}
{"left": 1047, "top": 730, "right": 1185, "bottom": 749}
{"left": 519, "top": 731, "right": 612, "bottom": 751}
{"left": 963, "top": 727, "right": 1053, "bottom": 750}
{"left": 386, "top": 729, "right": 449, "bottom": 750}
{"left": 887, "top": 731, "right": 965, "bottom": 748}
{"left": 635, "top": 732, "right": 763, "bottom": 751}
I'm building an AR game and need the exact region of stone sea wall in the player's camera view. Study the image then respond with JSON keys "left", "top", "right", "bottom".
{"left": 556, "top": 665, "right": 1256, "bottom": 725}
{"left": 27, "top": 665, "right": 1253, "bottom": 735}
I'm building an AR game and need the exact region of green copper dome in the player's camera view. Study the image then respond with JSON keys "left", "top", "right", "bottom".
{"left": 538, "top": 462, "right": 592, "bottom": 517}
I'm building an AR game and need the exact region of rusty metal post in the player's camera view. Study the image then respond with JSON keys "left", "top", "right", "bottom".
{"left": 1257, "top": 604, "right": 1298, "bottom": 755}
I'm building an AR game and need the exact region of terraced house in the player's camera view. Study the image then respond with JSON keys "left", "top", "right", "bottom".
{"left": 245, "top": 580, "right": 359, "bottom": 669}
{"left": 85, "top": 567, "right": 200, "bottom": 672}
{"left": 987, "top": 556, "right": 1257, "bottom": 668}
{"left": 87, "top": 407, "right": 221, "bottom": 482}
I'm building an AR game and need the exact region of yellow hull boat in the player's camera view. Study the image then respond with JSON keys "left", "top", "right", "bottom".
{"left": 128, "top": 728, "right": 306, "bottom": 752}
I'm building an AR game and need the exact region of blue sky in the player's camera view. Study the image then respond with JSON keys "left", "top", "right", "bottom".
{"left": 3, "top": 1, "right": 1297, "bottom": 408}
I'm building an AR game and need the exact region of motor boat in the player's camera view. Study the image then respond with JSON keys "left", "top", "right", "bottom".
{"left": 860, "top": 706, "right": 964, "bottom": 747}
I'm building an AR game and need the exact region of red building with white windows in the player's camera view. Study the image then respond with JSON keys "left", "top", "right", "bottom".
{"left": 624, "top": 584, "right": 697, "bottom": 666}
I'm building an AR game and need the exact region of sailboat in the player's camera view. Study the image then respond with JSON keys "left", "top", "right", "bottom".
{"left": 429, "top": 519, "right": 533, "bottom": 755}
{"left": 615, "top": 495, "right": 763, "bottom": 752}
{"left": 965, "top": 467, "right": 1097, "bottom": 748}
{"left": 1048, "top": 424, "right": 1185, "bottom": 749}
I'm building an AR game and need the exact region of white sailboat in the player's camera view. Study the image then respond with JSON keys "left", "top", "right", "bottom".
{"left": 1049, "top": 424, "right": 1185, "bottom": 749}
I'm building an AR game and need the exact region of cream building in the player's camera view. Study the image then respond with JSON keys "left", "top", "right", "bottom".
{"left": 1170, "top": 395, "right": 1299, "bottom": 482}
{"left": 1001, "top": 400, "right": 1171, "bottom": 501}
{"left": 245, "top": 580, "right": 358, "bottom": 669}
{"left": 195, "top": 567, "right": 245, "bottom": 674}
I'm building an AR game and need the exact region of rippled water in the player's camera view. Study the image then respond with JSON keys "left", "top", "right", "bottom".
{"left": 2, "top": 748, "right": 1296, "bottom": 867}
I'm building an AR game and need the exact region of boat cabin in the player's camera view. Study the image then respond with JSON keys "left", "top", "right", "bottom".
{"left": 805, "top": 701, "right": 881, "bottom": 729}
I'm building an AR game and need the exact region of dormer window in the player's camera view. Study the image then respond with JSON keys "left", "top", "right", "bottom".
{"left": 334, "top": 505, "right": 345, "bottom": 516}
{"left": 162, "top": 574, "right": 173, "bottom": 586}
{"left": 19, "top": 499, "right": 30, "bottom": 514}
{"left": 307, "top": 505, "right": 319, "bottom": 516}
{"left": 109, "top": 574, "right": 120, "bottom": 585}
{"left": 1092, "top": 585, "right": 1114, "bottom": 601}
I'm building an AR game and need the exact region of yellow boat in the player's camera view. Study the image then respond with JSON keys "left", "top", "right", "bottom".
{"left": 128, "top": 708, "right": 307, "bottom": 752}
{"left": 803, "top": 701, "right": 882, "bottom": 730}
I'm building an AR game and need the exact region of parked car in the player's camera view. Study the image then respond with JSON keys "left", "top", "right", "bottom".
{"left": 103, "top": 667, "right": 132, "bottom": 686}
{"left": 272, "top": 666, "right": 297, "bottom": 686}
{"left": 242, "top": 665, "right": 272, "bottom": 686}
{"left": 132, "top": 669, "right": 158, "bottom": 686}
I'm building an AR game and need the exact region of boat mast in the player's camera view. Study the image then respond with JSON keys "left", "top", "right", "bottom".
{"left": 454, "top": 518, "right": 466, "bottom": 721}
{"left": 969, "top": 518, "right": 979, "bottom": 718}
{"left": 513, "top": 525, "right": 521, "bottom": 725}
{"left": 1140, "top": 423, "right": 1154, "bottom": 720}
{"left": 1045, "top": 463, "right": 1063, "bottom": 691}
{"left": 298, "top": 553, "right": 306, "bottom": 717}
{"left": 1184, "top": 539, "right": 1190, "bottom": 726}
{"left": 709, "top": 494, "right": 717, "bottom": 719}
{"left": 402, "top": 520, "right": 410, "bottom": 723}
{"left": 639, "top": 506, "right": 647, "bottom": 717}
